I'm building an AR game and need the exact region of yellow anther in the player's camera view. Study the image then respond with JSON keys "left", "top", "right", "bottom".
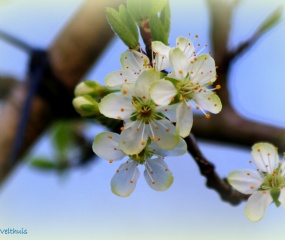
{"left": 141, "top": 141, "right": 145, "bottom": 145}
{"left": 250, "top": 185, "right": 254, "bottom": 189}
{"left": 120, "top": 127, "right": 124, "bottom": 131}
{"left": 216, "top": 85, "right": 221, "bottom": 90}
{"left": 205, "top": 114, "right": 211, "bottom": 119}
{"left": 120, "top": 108, "right": 125, "bottom": 112}
{"left": 123, "top": 90, "right": 127, "bottom": 94}
{"left": 109, "top": 160, "right": 113, "bottom": 163}
{"left": 108, "top": 136, "right": 112, "bottom": 139}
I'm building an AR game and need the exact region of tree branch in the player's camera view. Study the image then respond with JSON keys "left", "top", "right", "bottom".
{"left": 0, "top": 0, "right": 125, "bottom": 185}
{"left": 185, "top": 134, "right": 248, "bottom": 205}
{"left": 0, "top": 76, "right": 18, "bottom": 99}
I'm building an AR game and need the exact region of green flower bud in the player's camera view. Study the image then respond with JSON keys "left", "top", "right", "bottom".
{"left": 72, "top": 95, "right": 99, "bottom": 117}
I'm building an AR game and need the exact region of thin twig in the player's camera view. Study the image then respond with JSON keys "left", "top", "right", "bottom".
{"left": 185, "top": 134, "right": 248, "bottom": 205}
{"left": 0, "top": 30, "right": 33, "bottom": 53}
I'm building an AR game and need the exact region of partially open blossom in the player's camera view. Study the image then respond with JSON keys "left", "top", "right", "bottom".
{"left": 93, "top": 132, "right": 187, "bottom": 197}
{"left": 99, "top": 69, "right": 180, "bottom": 155}
{"left": 228, "top": 142, "right": 285, "bottom": 221}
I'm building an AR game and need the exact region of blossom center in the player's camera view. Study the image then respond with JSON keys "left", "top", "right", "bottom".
{"left": 262, "top": 171, "right": 285, "bottom": 190}
{"left": 177, "top": 78, "right": 199, "bottom": 101}
{"left": 130, "top": 142, "right": 154, "bottom": 164}
{"left": 132, "top": 97, "right": 159, "bottom": 123}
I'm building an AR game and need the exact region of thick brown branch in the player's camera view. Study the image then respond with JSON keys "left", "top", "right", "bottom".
{"left": 185, "top": 134, "right": 248, "bottom": 205}
{"left": 0, "top": 76, "right": 18, "bottom": 99}
{"left": 0, "top": 0, "right": 125, "bottom": 185}
{"left": 192, "top": 107, "right": 285, "bottom": 149}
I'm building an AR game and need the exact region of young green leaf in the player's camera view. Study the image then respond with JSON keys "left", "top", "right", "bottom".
{"left": 149, "top": 15, "right": 168, "bottom": 45}
{"left": 258, "top": 7, "right": 283, "bottom": 34}
{"left": 30, "top": 158, "right": 57, "bottom": 170}
{"left": 53, "top": 121, "right": 74, "bottom": 156}
{"left": 159, "top": 0, "right": 171, "bottom": 41}
{"left": 106, "top": 6, "right": 139, "bottom": 49}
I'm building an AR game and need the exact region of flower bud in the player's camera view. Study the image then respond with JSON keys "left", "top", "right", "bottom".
{"left": 72, "top": 95, "right": 99, "bottom": 117}
{"left": 74, "top": 81, "right": 102, "bottom": 97}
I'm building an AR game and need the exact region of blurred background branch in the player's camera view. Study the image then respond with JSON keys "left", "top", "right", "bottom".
{"left": 0, "top": 0, "right": 124, "bottom": 184}
{"left": 192, "top": 0, "right": 285, "bottom": 150}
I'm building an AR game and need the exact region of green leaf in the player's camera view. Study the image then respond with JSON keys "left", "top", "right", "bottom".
{"left": 127, "top": 0, "right": 168, "bottom": 21}
{"left": 127, "top": 0, "right": 143, "bottom": 21}
{"left": 151, "top": 0, "right": 168, "bottom": 14}
{"left": 270, "top": 187, "right": 281, "bottom": 207}
{"left": 149, "top": 14, "right": 168, "bottom": 45}
{"left": 258, "top": 7, "right": 283, "bottom": 34}
{"left": 53, "top": 121, "right": 74, "bottom": 156}
{"left": 159, "top": 0, "right": 171, "bottom": 41}
{"left": 106, "top": 6, "right": 139, "bottom": 49}
{"left": 30, "top": 158, "right": 56, "bottom": 170}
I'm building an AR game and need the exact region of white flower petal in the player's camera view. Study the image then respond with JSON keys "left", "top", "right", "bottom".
{"left": 119, "top": 120, "right": 149, "bottom": 155}
{"left": 281, "top": 162, "right": 285, "bottom": 177}
{"left": 150, "top": 80, "right": 177, "bottom": 106}
{"left": 99, "top": 93, "right": 134, "bottom": 120}
{"left": 134, "top": 69, "right": 161, "bottom": 99}
{"left": 189, "top": 54, "right": 216, "bottom": 85}
{"left": 152, "top": 41, "right": 171, "bottom": 70}
{"left": 120, "top": 50, "right": 149, "bottom": 72}
{"left": 278, "top": 188, "right": 285, "bottom": 209}
{"left": 228, "top": 170, "right": 263, "bottom": 194}
{"left": 120, "top": 83, "right": 135, "bottom": 97}
{"left": 92, "top": 132, "right": 125, "bottom": 161}
{"left": 149, "top": 137, "right": 187, "bottom": 157}
{"left": 192, "top": 88, "right": 222, "bottom": 114}
{"left": 245, "top": 191, "right": 272, "bottom": 222}
{"left": 150, "top": 119, "right": 179, "bottom": 150}
{"left": 169, "top": 48, "right": 191, "bottom": 80}
{"left": 251, "top": 142, "right": 279, "bottom": 173}
{"left": 144, "top": 158, "right": 173, "bottom": 191}
{"left": 176, "top": 101, "right": 193, "bottom": 137}
{"left": 176, "top": 36, "right": 195, "bottom": 59}
{"left": 105, "top": 70, "right": 136, "bottom": 89}
{"left": 156, "top": 104, "right": 178, "bottom": 122}
{"left": 111, "top": 160, "right": 140, "bottom": 197}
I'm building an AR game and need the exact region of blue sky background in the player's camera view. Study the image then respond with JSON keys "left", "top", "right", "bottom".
{"left": 0, "top": 0, "right": 285, "bottom": 240}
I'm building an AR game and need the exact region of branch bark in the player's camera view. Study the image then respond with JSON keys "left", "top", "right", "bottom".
{"left": 185, "top": 134, "right": 248, "bottom": 205}
{"left": 0, "top": 0, "right": 124, "bottom": 185}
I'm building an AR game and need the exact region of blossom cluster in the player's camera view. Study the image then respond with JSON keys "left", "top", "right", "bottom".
{"left": 90, "top": 36, "right": 222, "bottom": 197}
